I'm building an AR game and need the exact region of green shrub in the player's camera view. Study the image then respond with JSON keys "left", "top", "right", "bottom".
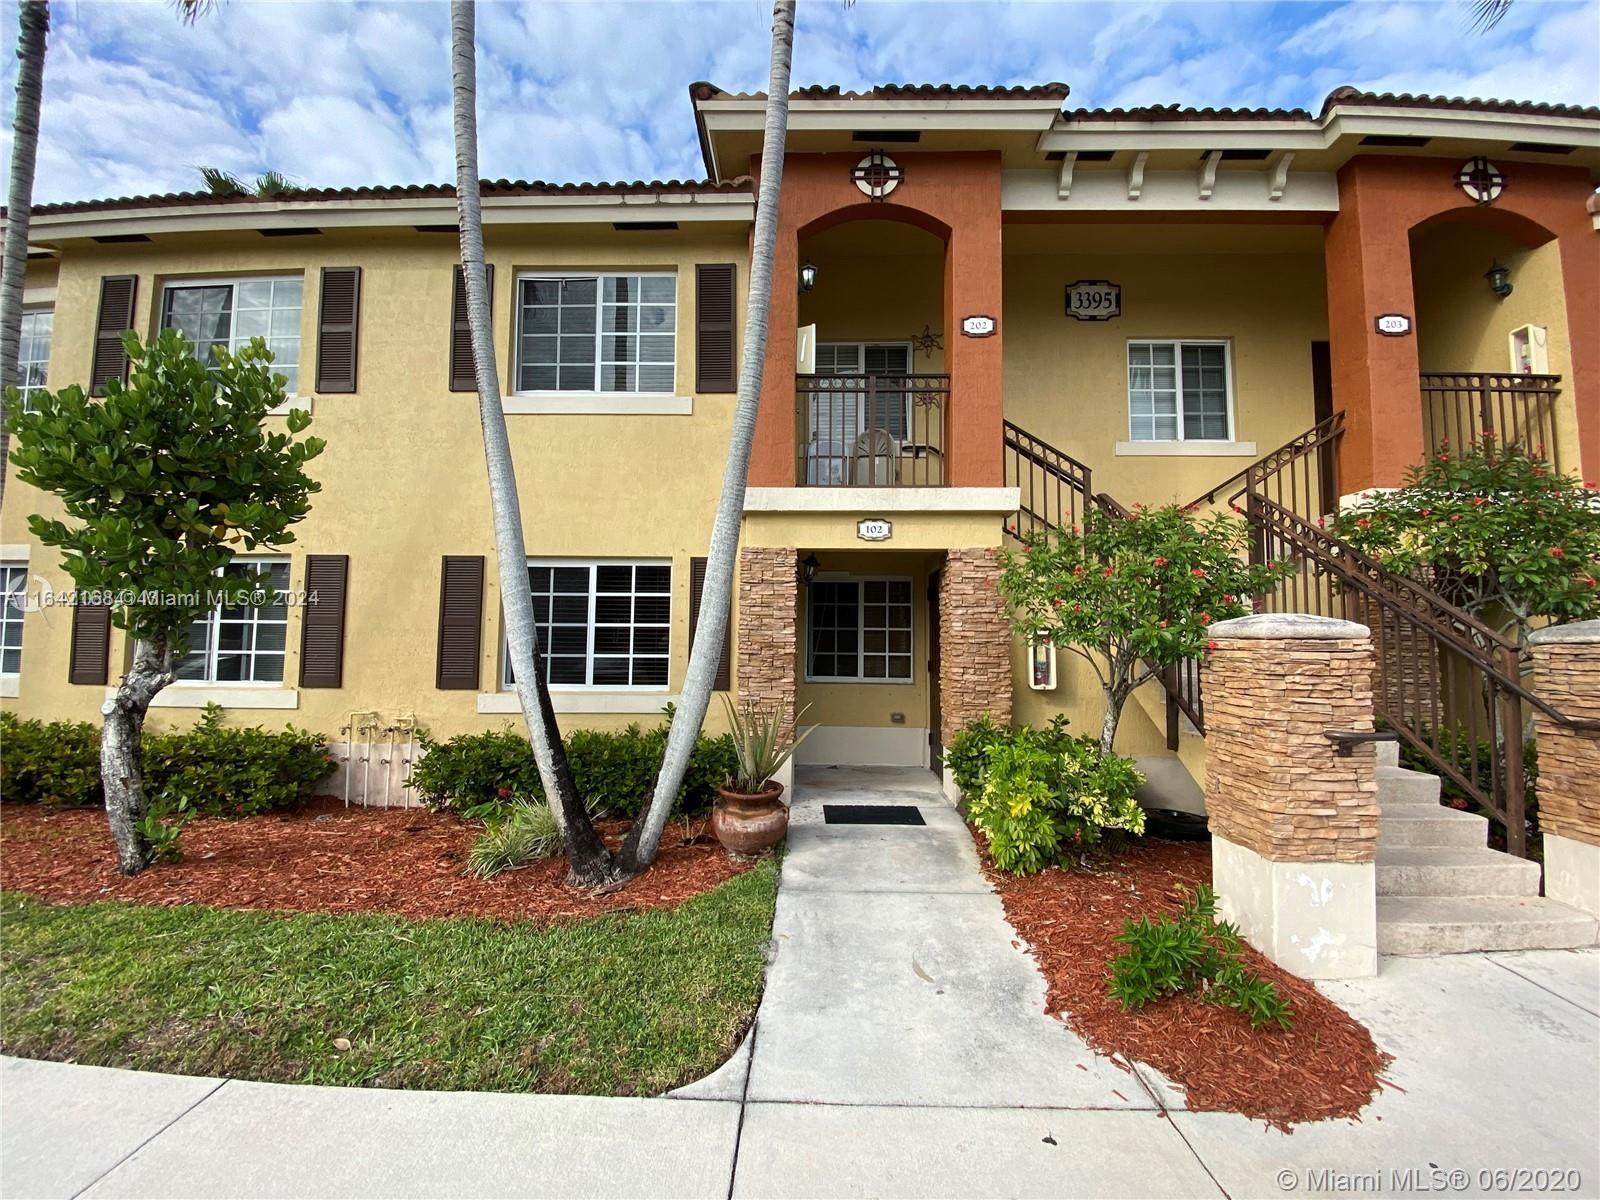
{"left": 465, "top": 801, "right": 561, "bottom": 878}
{"left": 0, "top": 712, "right": 102, "bottom": 806}
{"left": 945, "top": 713, "right": 1005, "bottom": 799}
{"left": 1, "top": 707, "right": 331, "bottom": 816}
{"left": 136, "top": 800, "right": 190, "bottom": 864}
{"left": 960, "top": 716, "right": 1145, "bottom": 875}
{"left": 1108, "top": 885, "right": 1293, "bottom": 1031}
{"left": 413, "top": 715, "right": 736, "bottom": 821}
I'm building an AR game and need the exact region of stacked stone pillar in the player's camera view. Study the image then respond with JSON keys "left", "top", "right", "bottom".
{"left": 737, "top": 547, "right": 798, "bottom": 719}
{"left": 937, "top": 549, "right": 1013, "bottom": 800}
{"left": 1202, "top": 614, "right": 1381, "bottom": 979}
{"left": 1529, "top": 621, "right": 1600, "bottom": 920}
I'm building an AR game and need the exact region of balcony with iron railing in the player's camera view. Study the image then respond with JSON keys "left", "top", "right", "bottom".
{"left": 795, "top": 373, "right": 949, "bottom": 487}
{"left": 1420, "top": 372, "right": 1563, "bottom": 468}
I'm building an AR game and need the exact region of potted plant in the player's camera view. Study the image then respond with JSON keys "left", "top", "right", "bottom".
{"left": 713, "top": 697, "right": 813, "bottom": 857}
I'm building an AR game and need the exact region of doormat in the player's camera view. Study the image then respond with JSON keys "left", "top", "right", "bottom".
{"left": 822, "top": 804, "right": 926, "bottom": 826}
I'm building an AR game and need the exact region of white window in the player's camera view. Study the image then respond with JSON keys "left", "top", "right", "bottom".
{"left": 806, "top": 342, "right": 914, "bottom": 485}
{"left": 1127, "top": 340, "right": 1232, "bottom": 442}
{"left": 515, "top": 274, "right": 676, "bottom": 395}
{"left": 18, "top": 309, "right": 51, "bottom": 412}
{"left": 505, "top": 560, "right": 671, "bottom": 689}
{"left": 161, "top": 277, "right": 303, "bottom": 394}
{"left": 806, "top": 577, "right": 913, "bottom": 682}
{"left": 177, "top": 558, "right": 290, "bottom": 685}
{"left": 1, "top": 563, "right": 26, "bottom": 676}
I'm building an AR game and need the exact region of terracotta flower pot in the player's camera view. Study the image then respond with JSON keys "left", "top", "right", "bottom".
{"left": 711, "top": 782, "right": 788, "bottom": 857}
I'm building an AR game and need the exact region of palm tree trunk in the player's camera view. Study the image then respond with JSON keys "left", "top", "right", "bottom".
{"left": 0, "top": 0, "right": 49, "bottom": 516}
{"left": 449, "top": 0, "right": 612, "bottom": 885}
{"left": 620, "top": 0, "right": 796, "bottom": 873}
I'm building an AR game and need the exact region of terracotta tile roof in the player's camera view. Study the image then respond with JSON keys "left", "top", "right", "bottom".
{"left": 1062, "top": 103, "right": 1310, "bottom": 123}
{"left": 1317, "top": 86, "right": 1600, "bottom": 121}
{"left": 23, "top": 177, "right": 754, "bottom": 219}
{"left": 691, "top": 81, "right": 1070, "bottom": 103}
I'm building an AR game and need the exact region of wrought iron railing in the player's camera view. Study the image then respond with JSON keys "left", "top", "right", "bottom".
{"left": 795, "top": 373, "right": 948, "bottom": 487}
{"left": 1234, "top": 415, "right": 1598, "bottom": 859}
{"left": 1002, "top": 420, "right": 1093, "bottom": 539}
{"left": 1420, "top": 373, "right": 1562, "bottom": 469}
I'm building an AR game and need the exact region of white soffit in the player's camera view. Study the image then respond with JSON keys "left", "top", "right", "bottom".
{"left": 1002, "top": 167, "right": 1339, "bottom": 212}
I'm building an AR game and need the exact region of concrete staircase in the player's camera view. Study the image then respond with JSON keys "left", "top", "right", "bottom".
{"left": 1375, "top": 744, "right": 1600, "bottom": 954}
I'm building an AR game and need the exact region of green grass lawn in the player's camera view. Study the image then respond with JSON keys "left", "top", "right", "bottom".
{"left": 0, "top": 860, "right": 777, "bottom": 1095}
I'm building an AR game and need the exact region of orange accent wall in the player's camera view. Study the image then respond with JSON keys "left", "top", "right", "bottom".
{"left": 751, "top": 152, "right": 1006, "bottom": 487}
{"left": 1324, "top": 155, "right": 1600, "bottom": 491}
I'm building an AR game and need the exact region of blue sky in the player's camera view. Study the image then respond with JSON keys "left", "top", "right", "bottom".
{"left": 4, "top": 0, "right": 1597, "bottom": 205}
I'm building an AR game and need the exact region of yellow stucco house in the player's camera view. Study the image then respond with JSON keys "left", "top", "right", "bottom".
{"left": 3, "top": 81, "right": 1597, "bottom": 810}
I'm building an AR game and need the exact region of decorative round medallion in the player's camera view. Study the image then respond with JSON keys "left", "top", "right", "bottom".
{"left": 852, "top": 151, "right": 904, "bottom": 200}
{"left": 1456, "top": 157, "right": 1505, "bottom": 205}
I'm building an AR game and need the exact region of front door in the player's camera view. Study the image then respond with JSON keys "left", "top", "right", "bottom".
{"left": 927, "top": 570, "right": 943, "bottom": 771}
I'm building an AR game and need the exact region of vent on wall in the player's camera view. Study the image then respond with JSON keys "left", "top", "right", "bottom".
{"left": 612, "top": 221, "right": 679, "bottom": 232}
{"left": 855, "top": 130, "right": 921, "bottom": 143}
{"left": 1508, "top": 142, "right": 1574, "bottom": 154}
{"left": 414, "top": 224, "right": 459, "bottom": 234}
{"left": 1046, "top": 149, "right": 1116, "bottom": 162}
{"left": 92, "top": 233, "right": 152, "bottom": 244}
{"left": 1359, "top": 134, "right": 1432, "bottom": 147}
{"left": 259, "top": 227, "right": 322, "bottom": 237}
{"left": 1207, "top": 148, "right": 1273, "bottom": 161}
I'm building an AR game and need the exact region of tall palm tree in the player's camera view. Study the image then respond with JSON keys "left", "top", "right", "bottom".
{"left": 620, "top": 0, "right": 797, "bottom": 873}
{"left": 0, "top": 0, "right": 49, "bottom": 516}
{"left": 449, "top": 0, "right": 613, "bottom": 885}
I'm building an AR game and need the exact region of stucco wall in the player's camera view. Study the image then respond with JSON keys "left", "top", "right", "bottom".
{"left": 2, "top": 225, "right": 751, "bottom": 740}
{"left": 1000, "top": 226, "right": 1328, "bottom": 507}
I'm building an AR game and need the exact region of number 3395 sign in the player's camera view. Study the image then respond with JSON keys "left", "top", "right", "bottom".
{"left": 1065, "top": 280, "right": 1121, "bottom": 321}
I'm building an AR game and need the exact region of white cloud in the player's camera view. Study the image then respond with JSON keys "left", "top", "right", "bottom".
{"left": 2, "top": 0, "right": 1595, "bottom": 206}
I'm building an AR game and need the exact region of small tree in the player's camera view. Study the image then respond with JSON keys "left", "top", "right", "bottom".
{"left": 998, "top": 506, "right": 1293, "bottom": 756}
{"left": 6, "top": 329, "right": 323, "bottom": 874}
{"left": 1334, "top": 439, "right": 1600, "bottom": 655}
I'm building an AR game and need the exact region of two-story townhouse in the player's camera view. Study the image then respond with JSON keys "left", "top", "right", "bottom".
{"left": 3, "top": 82, "right": 1597, "bottom": 808}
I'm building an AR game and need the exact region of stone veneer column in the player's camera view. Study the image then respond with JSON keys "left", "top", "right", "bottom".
{"left": 1202, "top": 614, "right": 1381, "bottom": 979}
{"left": 1529, "top": 620, "right": 1600, "bottom": 920}
{"left": 737, "top": 547, "right": 798, "bottom": 720}
{"left": 938, "top": 549, "right": 1013, "bottom": 800}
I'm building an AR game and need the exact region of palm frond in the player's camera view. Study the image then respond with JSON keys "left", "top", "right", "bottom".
{"left": 173, "top": 0, "right": 219, "bottom": 26}
{"left": 1467, "top": 0, "right": 1513, "bottom": 31}
{"left": 198, "top": 166, "right": 245, "bottom": 196}
{"left": 253, "top": 170, "right": 301, "bottom": 197}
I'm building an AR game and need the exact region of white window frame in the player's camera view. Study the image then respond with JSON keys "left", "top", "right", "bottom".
{"left": 17, "top": 307, "right": 52, "bottom": 413}
{"left": 159, "top": 274, "right": 306, "bottom": 403}
{"left": 804, "top": 574, "right": 915, "bottom": 685}
{"left": 1125, "top": 338, "right": 1235, "bottom": 443}
{"left": 1, "top": 560, "right": 28, "bottom": 682}
{"left": 512, "top": 272, "right": 678, "bottom": 399}
{"left": 174, "top": 556, "right": 291, "bottom": 688}
{"left": 502, "top": 558, "right": 672, "bottom": 692}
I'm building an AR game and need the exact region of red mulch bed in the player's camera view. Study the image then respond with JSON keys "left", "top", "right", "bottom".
{"left": 977, "top": 832, "right": 1394, "bottom": 1129}
{"left": 0, "top": 803, "right": 749, "bottom": 924}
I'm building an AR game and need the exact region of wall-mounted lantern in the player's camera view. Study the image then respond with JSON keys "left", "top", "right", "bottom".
{"left": 1485, "top": 260, "right": 1514, "bottom": 299}
{"left": 799, "top": 261, "right": 818, "bottom": 294}
{"left": 799, "top": 552, "right": 821, "bottom": 586}
{"left": 1029, "top": 632, "right": 1058, "bottom": 691}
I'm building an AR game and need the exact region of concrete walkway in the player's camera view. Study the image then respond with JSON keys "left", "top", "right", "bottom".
{"left": 4, "top": 766, "right": 1598, "bottom": 1199}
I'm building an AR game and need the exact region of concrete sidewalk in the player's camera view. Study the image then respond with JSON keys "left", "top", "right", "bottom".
{"left": 4, "top": 766, "right": 1598, "bottom": 1199}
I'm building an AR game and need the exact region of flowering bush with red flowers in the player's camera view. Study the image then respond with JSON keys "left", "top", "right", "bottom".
{"left": 999, "top": 506, "right": 1294, "bottom": 755}
{"left": 1333, "top": 442, "right": 1600, "bottom": 653}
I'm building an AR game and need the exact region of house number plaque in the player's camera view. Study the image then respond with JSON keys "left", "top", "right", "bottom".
{"left": 857, "top": 518, "right": 892, "bottom": 542}
{"left": 1065, "top": 280, "right": 1121, "bottom": 321}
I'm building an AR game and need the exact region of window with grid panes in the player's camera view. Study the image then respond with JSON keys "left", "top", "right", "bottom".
{"left": 17, "top": 309, "right": 51, "bottom": 412}
{"left": 806, "top": 578, "right": 912, "bottom": 681}
{"left": 1127, "top": 340, "right": 1231, "bottom": 441}
{"left": 176, "top": 559, "right": 290, "bottom": 684}
{"left": 161, "top": 278, "right": 303, "bottom": 393}
{"left": 1, "top": 563, "right": 26, "bottom": 675}
{"left": 516, "top": 274, "right": 676, "bottom": 394}
{"left": 506, "top": 561, "right": 672, "bottom": 688}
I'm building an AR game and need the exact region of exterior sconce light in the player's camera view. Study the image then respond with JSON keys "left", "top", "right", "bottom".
{"left": 1028, "top": 632, "right": 1057, "bottom": 691}
{"left": 799, "top": 261, "right": 817, "bottom": 293}
{"left": 1485, "top": 261, "right": 1513, "bottom": 299}
{"left": 799, "top": 553, "right": 821, "bottom": 586}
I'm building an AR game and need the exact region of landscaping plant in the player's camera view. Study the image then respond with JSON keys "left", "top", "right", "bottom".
{"left": 465, "top": 801, "right": 562, "bottom": 879}
{"left": 7, "top": 333, "right": 322, "bottom": 874}
{"left": 1108, "top": 885, "right": 1293, "bottom": 1031}
{"left": 0, "top": 708, "right": 332, "bottom": 815}
{"left": 721, "top": 696, "right": 812, "bottom": 793}
{"left": 1334, "top": 439, "right": 1600, "bottom": 656}
{"left": 945, "top": 714, "right": 1005, "bottom": 799}
{"left": 999, "top": 506, "right": 1294, "bottom": 756}
{"left": 960, "top": 717, "right": 1145, "bottom": 875}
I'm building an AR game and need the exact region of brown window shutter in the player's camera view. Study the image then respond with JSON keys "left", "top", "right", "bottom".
{"left": 315, "top": 268, "right": 362, "bottom": 393}
{"left": 298, "top": 555, "right": 349, "bottom": 688}
{"left": 695, "top": 263, "right": 737, "bottom": 393}
{"left": 436, "top": 555, "right": 485, "bottom": 689}
{"left": 68, "top": 603, "right": 112, "bottom": 685}
{"left": 449, "top": 264, "right": 493, "bottom": 392}
{"left": 689, "top": 556, "right": 731, "bottom": 691}
{"left": 90, "top": 275, "right": 138, "bottom": 395}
